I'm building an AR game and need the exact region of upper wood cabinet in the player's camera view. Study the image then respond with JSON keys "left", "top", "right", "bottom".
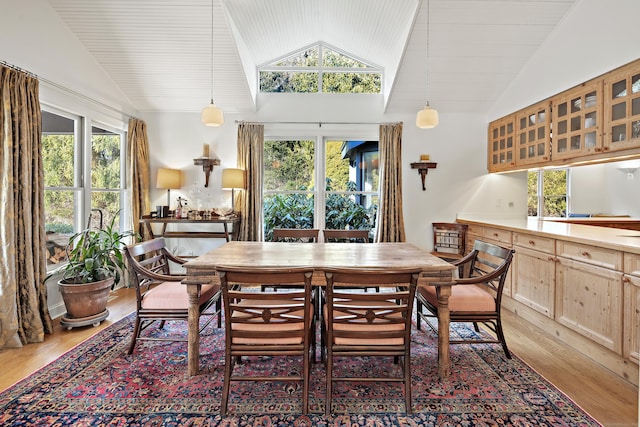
{"left": 603, "top": 59, "right": 640, "bottom": 152}
{"left": 515, "top": 100, "right": 552, "bottom": 167}
{"left": 551, "top": 79, "right": 604, "bottom": 160}
{"left": 487, "top": 116, "right": 515, "bottom": 172}
{"left": 487, "top": 58, "right": 640, "bottom": 172}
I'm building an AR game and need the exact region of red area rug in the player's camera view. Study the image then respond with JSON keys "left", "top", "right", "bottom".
{"left": 0, "top": 313, "right": 601, "bottom": 426}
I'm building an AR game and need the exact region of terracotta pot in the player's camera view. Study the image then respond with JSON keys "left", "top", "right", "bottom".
{"left": 58, "top": 277, "right": 114, "bottom": 319}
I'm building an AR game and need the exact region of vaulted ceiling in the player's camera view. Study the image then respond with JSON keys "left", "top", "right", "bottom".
{"left": 46, "top": 0, "right": 578, "bottom": 115}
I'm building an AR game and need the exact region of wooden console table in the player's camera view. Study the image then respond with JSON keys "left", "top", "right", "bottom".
{"left": 139, "top": 216, "right": 240, "bottom": 242}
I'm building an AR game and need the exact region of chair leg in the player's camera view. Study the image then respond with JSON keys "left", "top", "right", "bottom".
{"left": 221, "top": 351, "right": 234, "bottom": 415}
{"left": 415, "top": 299, "right": 423, "bottom": 330}
{"left": 404, "top": 351, "right": 412, "bottom": 414}
{"left": 303, "top": 348, "right": 310, "bottom": 414}
{"left": 473, "top": 322, "right": 481, "bottom": 332}
{"left": 127, "top": 315, "right": 142, "bottom": 355}
{"left": 325, "top": 351, "right": 332, "bottom": 416}
{"left": 495, "top": 320, "right": 512, "bottom": 359}
{"left": 216, "top": 298, "right": 222, "bottom": 328}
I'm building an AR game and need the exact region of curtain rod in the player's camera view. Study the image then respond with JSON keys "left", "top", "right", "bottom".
{"left": 1, "top": 60, "right": 134, "bottom": 121}
{"left": 235, "top": 120, "right": 397, "bottom": 127}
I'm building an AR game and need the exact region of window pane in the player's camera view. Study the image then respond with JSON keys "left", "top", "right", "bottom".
{"left": 322, "top": 72, "right": 381, "bottom": 93}
{"left": 91, "top": 126, "right": 121, "bottom": 189}
{"left": 91, "top": 191, "right": 121, "bottom": 230}
{"left": 542, "top": 169, "right": 567, "bottom": 217}
{"left": 259, "top": 71, "right": 318, "bottom": 92}
{"left": 45, "top": 190, "right": 76, "bottom": 267}
{"left": 527, "top": 171, "right": 539, "bottom": 217}
{"left": 264, "top": 140, "right": 315, "bottom": 191}
{"left": 263, "top": 193, "right": 315, "bottom": 241}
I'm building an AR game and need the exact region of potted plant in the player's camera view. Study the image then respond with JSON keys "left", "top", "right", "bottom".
{"left": 58, "top": 213, "right": 135, "bottom": 326}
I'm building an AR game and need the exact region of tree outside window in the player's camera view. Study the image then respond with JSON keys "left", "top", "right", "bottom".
{"left": 528, "top": 169, "right": 568, "bottom": 217}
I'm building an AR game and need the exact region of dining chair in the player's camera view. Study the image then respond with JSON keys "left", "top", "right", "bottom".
{"left": 322, "top": 267, "right": 421, "bottom": 416}
{"left": 272, "top": 228, "right": 320, "bottom": 243}
{"left": 322, "top": 229, "right": 370, "bottom": 243}
{"left": 431, "top": 222, "right": 467, "bottom": 261}
{"left": 123, "top": 238, "right": 222, "bottom": 354}
{"left": 416, "top": 239, "right": 515, "bottom": 358}
{"left": 217, "top": 265, "right": 315, "bottom": 416}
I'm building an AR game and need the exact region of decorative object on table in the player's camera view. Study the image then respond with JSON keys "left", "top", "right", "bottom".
{"left": 156, "top": 168, "right": 182, "bottom": 217}
{"left": 221, "top": 168, "right": 246, "bottom": 212}
{"left": 57, "top": 213, "right": 135, "bottom": 329}
{"left": 416, "top": 0, "right": 439, "bottom": 129}
{"left": 213, "top": 207, "right": 234, "bottom": 217}
{"left": 410, "top": 161, "right": 437, "bottom": 190}
{"left": 0, "top": 312, "right": 603, "bottom": 425}
{"left": 201, "top": 0, "right": 224, "bottom": 127}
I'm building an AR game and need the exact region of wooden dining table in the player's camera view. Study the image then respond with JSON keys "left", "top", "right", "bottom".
{"left": 182, "top": 241, "right": 456, "bottom": 378}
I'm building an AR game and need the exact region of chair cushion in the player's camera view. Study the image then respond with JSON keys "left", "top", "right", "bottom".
{"left": 141, "top": 282, "right": 219, "bottom": 310}
{"left": 324, "top": 300, "right": 406, "bottom": 345}
{"left": 231, "top": 300, "right": 314, "bottom": 345}
{"left": 418, "top": 284, "right": 495, "bottom": 312}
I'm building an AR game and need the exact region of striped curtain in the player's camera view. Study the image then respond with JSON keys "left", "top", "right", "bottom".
{"left": 236, "top": 122, "right": 264, "bottom": 241}
{"left": 0, "top": 64, "right": 53, "bottom": 348}
{"left": 127, "top": 118, "right": 151, "bottom": 240}
{"left": 375, "top": 122, "right": 406, "bottom": 242}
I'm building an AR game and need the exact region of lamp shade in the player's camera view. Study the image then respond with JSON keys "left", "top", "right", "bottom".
{"left": 201, "top": 103, "right": 224, "bottom": 127}
{"left": 416, "top": 105, "right": 439, "bottom": 129}
{"left": 156, "top": 168, "right": 182, "bottom": 189}
{"left": 221, "top": 168, "right": 245, "bottom": 189}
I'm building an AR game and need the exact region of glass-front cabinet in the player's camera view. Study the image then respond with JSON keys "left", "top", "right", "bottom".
{"left": 551, "top": 79, "right": 603, "bottom": 160}
{"left": 515, "top": 100, "right": 551, "bottom": 167}
{"left": 487, "top": 116, "right": 515, "bottom": 172}
{"left": 604, "top": 60, "right": 640, "bottom": 152}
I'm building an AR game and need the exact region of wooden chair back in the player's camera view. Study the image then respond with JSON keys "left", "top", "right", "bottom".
{"left": 322, "top": 267, "right": 421, "bottom": 415}
{"left": 217, "top": 266, "right": 315, "bottom": 415}
{"left": 272, "top": 228, "right": 319, "bottom": 242}
{"left": 323, "top": 229, "right": 370, "bottom": 243}
{"left": 431, "top": 222, "right": 467, "bottom": 260}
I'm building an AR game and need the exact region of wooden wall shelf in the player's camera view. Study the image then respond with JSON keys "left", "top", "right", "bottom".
{"left": 410, "top": 162, "right": 437, "bottom": 190}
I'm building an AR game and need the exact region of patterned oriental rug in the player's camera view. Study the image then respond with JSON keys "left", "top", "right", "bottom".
{"left": 0, "top": 313, "right": 601, "bottom": 426}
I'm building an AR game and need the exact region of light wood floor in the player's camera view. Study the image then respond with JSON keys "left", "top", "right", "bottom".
{"left": 0, "top": 287, "right": 637, "bottom": 426}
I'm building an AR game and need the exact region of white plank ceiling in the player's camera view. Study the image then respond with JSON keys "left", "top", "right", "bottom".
{"left": 46, "top": 0, "right": 578, "bottom": 114}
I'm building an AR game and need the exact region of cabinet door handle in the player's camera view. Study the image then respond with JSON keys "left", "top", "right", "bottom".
{"left": 547, "top": 256, "right": 555, "bottom": 262}
{"left": 493, "top": 233, "right": 499, "bottom": 238}
{"left": 622, "top": 276, "right": 630, "bottom": 283}
{"left": 580, "top": 251, "right": 590, "bottom": 257}
{"left": 528, "top": 240, "right": 535, "bottom": 246}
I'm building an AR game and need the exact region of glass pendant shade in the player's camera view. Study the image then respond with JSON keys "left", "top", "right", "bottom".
{"left": 201, "top": 102, "right": 224, "bottom": 126}
{"left": 416, "top": 104, "right": 439, "bottom": 128}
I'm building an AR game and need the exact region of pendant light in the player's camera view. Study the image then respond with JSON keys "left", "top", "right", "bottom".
{"left": 416, "top": 0, "right": 438, "bottom": 129}
{"left": 202, "top": 0, "right": 224, "bottom": 126}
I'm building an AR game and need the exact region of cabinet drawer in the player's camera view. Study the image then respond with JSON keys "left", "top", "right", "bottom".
{"left": 513, "top": 233, "right": 555, "bottom": 254}
{"left": 556, "top": 241, "right": 622, "bottom": 270}
{"left": 483, "top": 227, "right": 512, "bottom": 245}
{"left": 466, "top": 224, "right": 484, "bottom": 237}
{"left": 624, "top": 253, "right": 640, "bottom": 276}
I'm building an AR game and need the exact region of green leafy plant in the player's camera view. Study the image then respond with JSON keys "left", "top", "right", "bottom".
{"left": 62, "top": 213, "right": 135, "bottom": 285}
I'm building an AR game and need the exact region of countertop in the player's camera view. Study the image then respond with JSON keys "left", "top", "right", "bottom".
{"left": 456, "top": 217, "right": 640, "bottom": 254}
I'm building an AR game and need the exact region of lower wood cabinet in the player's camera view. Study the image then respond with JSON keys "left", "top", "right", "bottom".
{"left": 623, "top": 273, "right": 640, "bottom": 363}
{"left": 555, "top": 256, "right": 623, "bottom": 354}
{"left": 513, "top": 246, "right": 555, "bottom": 317}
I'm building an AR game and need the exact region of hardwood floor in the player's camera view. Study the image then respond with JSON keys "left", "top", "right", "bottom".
{"left": 0, "top": 287, "right": 637, "bottom": 426}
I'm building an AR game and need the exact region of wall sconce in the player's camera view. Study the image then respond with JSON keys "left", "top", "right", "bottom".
{"left": 193, "top": 157, "right": 221, "bottom": 187}
{"left": 222, "top": 168, "right": 246, "bottom": 211}
{"left": 618, "top": 167, "right": 638, "bottom": 180}
{"left": 156, "top": 168, "right": 182, "bottom": 216}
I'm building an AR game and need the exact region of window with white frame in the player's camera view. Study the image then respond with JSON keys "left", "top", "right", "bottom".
{"left": 42, "top": 109, "right": 127, "bottom": 268}
{"left": 259, "top": 43, "right": 382, "bottom": 94}
{"left": 263, "top": 137, "right": 378, "bottom": 241}
{"left": 527, "top": 168, "right": 569, "bottom": 217}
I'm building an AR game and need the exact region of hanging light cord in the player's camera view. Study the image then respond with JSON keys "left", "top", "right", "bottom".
{"left": 209, "top": 0, "right": 214, "bottom": 104}
{"left": 425, "top": 0, "right": 431, "bottom": 107}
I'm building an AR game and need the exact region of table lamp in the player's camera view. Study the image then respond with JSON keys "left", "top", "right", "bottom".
{"left": 221, "top": 168, "right": 245, "bottom": 212}
{"left": 156, "top": 168, "right": 182, "bottom": 217}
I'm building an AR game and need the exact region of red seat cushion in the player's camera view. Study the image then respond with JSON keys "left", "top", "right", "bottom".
{"left": 142, "top": 282, "right": 219, "bottom": 310}
{"left": 418, "top": 284, "right": 495, "bottom": 312}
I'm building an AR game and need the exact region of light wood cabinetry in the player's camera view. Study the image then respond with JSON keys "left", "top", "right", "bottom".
{"left": 551, "top": 79, "right": 603, "bottom": 160}
{"left": 512, "top": 233, "right": 556, "bottom": 317}
{"left": 555, "top": 256, "right": 623, "bottom": 353}
{"left": 487, "top": 58, "right": 640, "bottom": 172}
{"left": 464, "top": 224, "right": 513, "bottom": 296}
{"left": 487, "top": 116, "right": 516, "bottom": 172}
{"left": 515, "top": 100, "right": 552, "bottom": 167}
{"left": 623, "top": 253, "right": 640, "bottom": 363}
{"left": 603, "top": 58, "right": 640, "bottom": 152}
